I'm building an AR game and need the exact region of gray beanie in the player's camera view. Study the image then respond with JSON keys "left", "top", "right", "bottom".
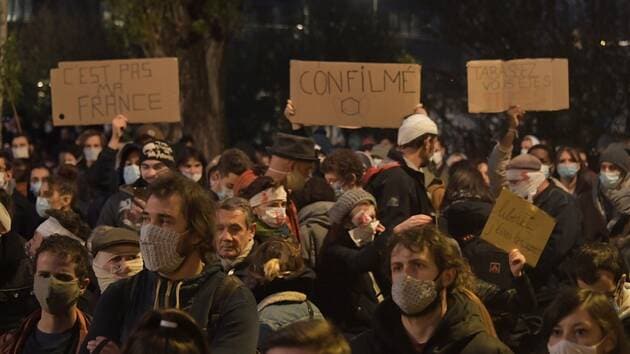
{"left": 506, "top": 154, "right": 541, "bottom": 171}
{"left": 600, "top": 144, "right": 630, "bottom": 174}
{"left": 328, "top": 188, "right": 377, "bottom": 225}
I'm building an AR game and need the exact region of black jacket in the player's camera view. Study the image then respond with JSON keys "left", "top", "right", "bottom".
{"left": 0, "top": 231, "right": 38, "bottom": 333}
{"left": 315, "top": 228, "right": 379, "bottom": 336}
{"left": 351, "top": 293, "right": 513, "bottom": 354}
{"left": 11, "top": 191, "right": 38, "bottom": 239}
{"left": 80, "top": 263, "right": 259, "bottom": 354}
{"left": 365, "top": 149, "right": 434, "bottom": 231}
{"left": 530, "top": 183, "right": 583, "bottom": 291}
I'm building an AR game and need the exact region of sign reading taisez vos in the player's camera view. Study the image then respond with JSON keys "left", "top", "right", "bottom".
{"left": 50, "top": 58, "right": 180, "bottom": 126}
{"left": 289, "top": 60, "right": 421, "bottom": 128}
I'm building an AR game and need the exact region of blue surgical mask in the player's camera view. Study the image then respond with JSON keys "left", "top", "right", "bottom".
{"left": 557, "top": 162, "right": 579, "bottom": 180}
{"left": 600, "top": 171, "right": 621, "bottom": 189}
{"left": 36, "top": 197, "right": 51, "bottom": 218}
{"left": 331, "top": 182, "right": 344, "bottom": 199}
{"left": 216, "top": 186, "right": 233, "bottom": 201}
{"left": 30, "top": 181, "right": 43, "bottom": 196}
{"left": 123, "top": 165, "right": 141, "bottom": 185}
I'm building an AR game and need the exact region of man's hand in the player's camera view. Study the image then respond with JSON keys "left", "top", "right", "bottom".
{"left": 508, "top": 248, "right": 526, "bottom": 278}
{"left": 506, "top": 106, "right": 525, "bottom": 129}
{"left": 87, "top": 337, "right": 121, "bottom": 354}
{"left": 393, "top": 214, "right": 433, "bottom": 234}
{"left": 284, "top": 99, "right": 303, "bottom": 130}
{"left": 108, "top": 115, "right": 128, "bottom": 150}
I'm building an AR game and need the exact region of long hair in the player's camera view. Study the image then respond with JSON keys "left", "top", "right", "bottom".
{"left": 543, "top": 288, "right": 630, "bottom": 354}
{"left": 442, "top": 160, "right": 493, "bottom": 208}
{"left": 247, "top": 237, "right": 304, "bottom": 286}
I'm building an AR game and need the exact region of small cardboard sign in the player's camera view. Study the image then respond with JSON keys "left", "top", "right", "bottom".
{"left": 289, "top": 60, "right": 421, "bottom": 128}
{"left": 467, "top": 58, "right": 569, "bottom": 113}
{"left": 481, "top": 189, "right": 556, "bottom": 267}
{"left": 50, "top": 58, "right": 180, "bottom": 126}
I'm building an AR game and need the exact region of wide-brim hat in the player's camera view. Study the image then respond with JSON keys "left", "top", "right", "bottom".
{"left": 267, "top": 132, "right": 318, "bottom": 162}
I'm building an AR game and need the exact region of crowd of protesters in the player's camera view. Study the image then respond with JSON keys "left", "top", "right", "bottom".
{"left": 0, "top": 99, "right": 629, "bottom": 354}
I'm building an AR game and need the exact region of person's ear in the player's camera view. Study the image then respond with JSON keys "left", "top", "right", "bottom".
{"left": 440, "top": 268, "right": 457, "bottom": 288}
{"left": 60, "top": 194, "right": 72, "bottom": 208}
{"left": 602, "top": 335, "right": 616, "bottom": 353}
{"left": 248, "top": 223, "right": 256, "bottom": 240}
{"left": 348, "top": 173, "right": 357, "bottom": 187}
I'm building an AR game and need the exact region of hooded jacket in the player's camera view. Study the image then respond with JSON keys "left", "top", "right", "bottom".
{"left": 96, "top": 178, "right": 148, "bottom": 231}
{"left": 297, "top": 201, "right": 334, "bottom": 268}
{"left": 0, "top": 309, "right": 91, "bottom": 354}
{"left": 350, "top": 292, "right": 513, "bottom": 354}
{"left": 80, "top": 262, "right": 258, "bottom": 354}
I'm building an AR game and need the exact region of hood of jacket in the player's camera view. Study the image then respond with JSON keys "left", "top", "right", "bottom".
{"left": 297, "top": 201, "right": 334, "bottom": 225}
{"left": 441, "top": 198, "right": 492, "bottom": 239}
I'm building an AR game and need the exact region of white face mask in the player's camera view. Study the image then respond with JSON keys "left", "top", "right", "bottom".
{"left": 260, "top": 207, "right": 287, "bottom": 228}
{"left": 547, "top": 338, "right": 605, "bottom": 354}
{"left": 183, "top": 171, "right": 203, "bottom": 182}
{"left": 520, "top": 148, "right": 529, "bottom": 155}
{"left": 92, "top": 256, "right": 144, "bottom": 292}
{"left": 30, "top": 181, "right": 43, "bottom": 196}
{"left": 123, "top": 165, "right": 141, "bottom": 185}
{"left": 83, "top": 147, "right": 102, "bottom": 162}
{"left": 12, "top": 146, "right": 29, "bottom": 159}
{"left": 541, "top": 164, "right": 551, "bottom": 179}
{"left": 36, "top": 197, "right": 51, "bottom": 218}
{"left": 0, "top": 172, "right": 7, "bottom": 190}
{"left": 509, "top": 171, "right": 546, "bottom": 202}
{"left": 216, "top": 186, "right": 234, "bottom": 201}
{"left": 139, "top": 224, "right": 185, "bottom": 273}
{"left": 348, "top": 220, "right": 380, "bottom": 247}
{"left": 600, "top": 171, "right": 621, "bottom": 189}
{"left": 430, "top": 150, "right": 444, "bottom": 167}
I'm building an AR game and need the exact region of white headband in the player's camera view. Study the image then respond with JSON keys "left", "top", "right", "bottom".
{"left": 249, "top": 186, "right": 287, "bottom": 208}
{"left": 36, "top": 217, "right": 84, "bottom": 246}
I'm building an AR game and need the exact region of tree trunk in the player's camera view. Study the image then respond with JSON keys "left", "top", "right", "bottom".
{"left": 178, "top": 38, "right": 226, "bottom": 160}
{"left": 0, "top": 0, "right": 8, "bottom": 147}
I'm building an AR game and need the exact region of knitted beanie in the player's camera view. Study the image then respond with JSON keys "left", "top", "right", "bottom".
{"left": 328, "top": 188, "right": 377, "bottom": 225}
{"left": 600, "top": 143, "right": 630, "bottom": 174}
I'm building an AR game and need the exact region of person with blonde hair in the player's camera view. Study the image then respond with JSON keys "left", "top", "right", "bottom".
{"left": 247, "top": 237, "right": 323, "bottom": 348}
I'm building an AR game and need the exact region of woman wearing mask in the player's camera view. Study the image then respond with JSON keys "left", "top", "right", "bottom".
{"left": 555, "top": 147, "right": 593, "bottom": 196}
{"left": 117, "top": 143, "right": 143, "bottom": 187}
{"left": 321, "top": 149, "right": 365, "bottom": 198}
{"left": 590, "top": 144, "right": 630, "bottom": 265}
{"left": 544, "top": 288, "right": 629, "bottom": 354}
{"left": 315, "top": 188, "right": 384, "bottom": 336}
{"left": 240, "top": 176, "right": 294, "bottom": 243}
{"left": 177, "top": 147, "right": 208, "bottom": 188}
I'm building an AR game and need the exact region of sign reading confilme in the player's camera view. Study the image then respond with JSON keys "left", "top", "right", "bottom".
{"left": 289, "top": 60, "right": 421, "bottom": 128}
{"left": 50, "top": 58, "right": 181, "bottom": 126}
{"left": 467, "top": 58, "right": 569, "bottom": 113}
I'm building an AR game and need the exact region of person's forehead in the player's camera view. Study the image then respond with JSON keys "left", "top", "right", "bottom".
{"left": 36, "top": 251, "right": 77, "bottom": 275}
{"left": 351, "top": 203, "right": 375, "bottom": 215}
{"left": 391, "top": 244, "right": 434, "bottom": 264}
{"left": 217, "top": 208, "right": 247, "bottom": 226}
{"left": 530, "top": 149, "right": 550, "bottom": 162}
{"left": 12, "top": 136, "right": 28, "bottom": 145}
{"left": 145, "top": 194, "right": 183, "bottom": 217}
{"left": 557, "top": 307, "right": 594, "bottom": 328}
{"left": 31, "top": 168, "right": 50, "bottom": 177}
{"left": 84, "top": 135, "right": 102, "bottom": 144}
{"left": 142, "top": 159, "right": 166, "bottom": 168}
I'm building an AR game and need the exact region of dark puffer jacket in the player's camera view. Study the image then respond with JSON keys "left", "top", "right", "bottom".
{"left": 351, "top": 292, "right": 513, "bottom": 354}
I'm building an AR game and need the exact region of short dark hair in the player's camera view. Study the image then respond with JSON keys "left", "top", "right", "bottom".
{"left": 543, "top": 288, "right": 629, "bottom": 353}
{"left": 217, "top": 148, "right": 253, "bottom": 177}
{"left": 321, "top": 149, "right": 365, "bottom": 185}
{"left": 149, "top": 173, "right": 216, "bottom": 255}
{"left": 264, "top": 320, "right": 350, "bottom": 354}
{"left": 529, "top": 144, "right": 554, "bottom": 164}
{"left": 292, "top": 176, "right": 335, "bottom": 210}
{"left": 575, "top": 243, "right": 626, "bottom": 284}
{"left": 176, "top": 147, "right": 208, "bottom": 170}
{"left": 218, "top": 197, "right": 255, "bottom": 227}
{"left": 45, "top": 209, "right": 92, "bottom": 242}
{"left": 122, "top": 309, "right": 209, "bottom": 354}
{"left": 388, "top": 225, "right": 473, "bottom": 291}
{"left": 443, "top": 160, "right": 494, "bottom": 207}
{"left": 35, "top": 234, "right": 90, "bottom": 281}
{"left": 78, "top": 129, "right": 105, "bottom": 147}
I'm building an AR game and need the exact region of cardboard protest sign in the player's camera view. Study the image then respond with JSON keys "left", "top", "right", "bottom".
{"left": 289, "top": 60, "right": 421, "bottom": 128}
{"left": 481, "top": 189, "right": 556, "bottom": 267}
{"left": 467, "top": 58, "right": 569, "bottom": 113}
{"left": 50, "top": 58, "right": 180, "bottom": 126}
